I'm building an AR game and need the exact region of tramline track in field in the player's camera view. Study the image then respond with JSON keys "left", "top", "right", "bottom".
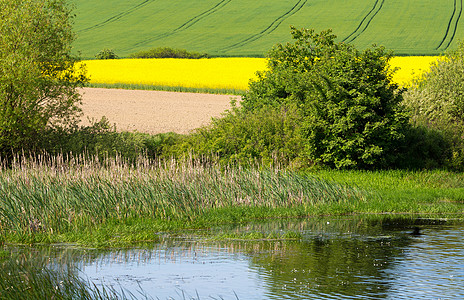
{"left": 132, "top": 0, "right": 232, "bottom": 48}
{"left": 175, "top": 0, "right": 232, "bottom": 31}
{"left": 436, "top": 0, "right": 462, "bottom": 51}
{"left": 73, "top": 0, "right": 464, "bottom": 57}
{"left": 342, "top": 0, "right": 384, "bottom": 44}
{"left": 77, "top": 0, "right": 155, "bottom": 33}
{"left": 220, "top": 0, "right": 307, "bottom": 53}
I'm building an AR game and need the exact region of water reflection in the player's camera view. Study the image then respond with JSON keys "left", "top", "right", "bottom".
{"left": 3, "top": 217, "right": 464, "bottom": 299}
{"left": 386, "top": 226, "right": 464, "bottom": 299}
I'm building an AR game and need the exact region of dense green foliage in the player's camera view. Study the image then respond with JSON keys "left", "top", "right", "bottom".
{"left": 244, "top": 27, "right": 409, "bottom": 169}
{"left": 172, "top": 27, "right": 409, "bottom": 169}
{"left": 95, "top": 48, "right": 118, "bottom": 59}
{"left": 73, "top": 0, "right": 464, "bottom": 58}
{"left": 39, "top": 117, "right": 179, "bottom": 162}
{"left": 167, "top": 103, "right": 305, "bottom": 167}
{"left": 403, "top": 41, "right": 464, "bottom": 170}
{"left": 0, "top": 0, "right": 87, "bottom": 159}
{"left": 128, "top": 47, "right": 208, "bottom": 59}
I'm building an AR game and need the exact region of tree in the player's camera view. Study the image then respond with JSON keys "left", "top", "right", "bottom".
{"left": 243, "top": 27, "right": 409, "bottom": 169}
{"left": 0, "top": 0, "right": 87, "bottom": 157}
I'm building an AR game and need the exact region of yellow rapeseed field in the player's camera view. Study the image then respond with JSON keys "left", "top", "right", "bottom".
{"left": 389, "top": 56, "right": 440, "bottom": 86}
{"left": 82, "top": 58, "right": 267, "bottom": 91}
{"left": 82, "top": 56, "right": 440, "bottom": 91}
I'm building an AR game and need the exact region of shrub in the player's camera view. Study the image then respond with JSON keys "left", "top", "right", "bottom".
{"left": 128, "top": 47, "right": 208, "bottom": 59}
{"left": 403, "top": 41, "right": 464, "bottom": 170}
{"left": 95, "top": 48, "right": 118, "bottom": 59}
{"left": 243, "top": 27, "right": 409, "bottom": 169}
{"left": 40, "top": 117, "right": 181, "bottom": 161}
{"left": 397, "top": 125, "right": 451, "bottom": 169}
{"left": 165, "top": 103, "right": 305, "bottom": 167}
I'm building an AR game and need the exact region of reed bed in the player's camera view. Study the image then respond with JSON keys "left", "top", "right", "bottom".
{"left": 0, "top": 155, "right": 367, "bottom": 240}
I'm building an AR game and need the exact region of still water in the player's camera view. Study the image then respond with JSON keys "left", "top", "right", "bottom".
{"left": 8, "top": 217, "right": 464, "bottom": 299}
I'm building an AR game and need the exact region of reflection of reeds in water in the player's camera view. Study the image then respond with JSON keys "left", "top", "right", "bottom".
{"left": 0, "top": 240, "right": 291, "bottom": 299}
{"left": 0, "top": 154, "right": 368, "bottom": 238}
{"left": 64, "top": 239, "right": 296, "bottom": 267}
{"left": 0, "top": 254, "right": 132, "bottom": 300}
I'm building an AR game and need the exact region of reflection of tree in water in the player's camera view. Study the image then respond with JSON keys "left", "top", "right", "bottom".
{"left": 244, "top": 217, "right": 433, "bottom": 299}
{"left": 245, "top": 237, "right": 405, "bottom": 299}
{"left": 2, "top": 217, "right": 458, "bottom": 299}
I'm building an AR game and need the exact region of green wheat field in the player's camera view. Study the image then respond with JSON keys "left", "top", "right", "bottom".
{"left": 73, "top": 0, "right": 464, "bottom": 58}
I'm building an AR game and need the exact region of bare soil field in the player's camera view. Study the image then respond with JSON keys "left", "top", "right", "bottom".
{"left": 79, "top": 88, "right": 239, "bottom": 134}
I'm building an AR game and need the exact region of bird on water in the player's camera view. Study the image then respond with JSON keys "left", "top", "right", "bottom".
{"left": 410, "top": 227, "right": 422, "bottom": 236}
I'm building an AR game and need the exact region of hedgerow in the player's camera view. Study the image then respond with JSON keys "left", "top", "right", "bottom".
{"left": 128, "top": 47, "right": 208, "bottom": 59}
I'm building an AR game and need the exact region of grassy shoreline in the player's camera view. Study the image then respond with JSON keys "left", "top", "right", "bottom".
{"left": 1, "top": 155, "right": 463, "bottom": 248}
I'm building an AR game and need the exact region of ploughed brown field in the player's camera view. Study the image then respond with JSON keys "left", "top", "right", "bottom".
{"left": 79, "top": 88, "right": 239, "bottom": 134}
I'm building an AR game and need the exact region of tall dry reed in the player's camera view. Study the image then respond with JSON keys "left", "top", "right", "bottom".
{"left": 0, "top": 154, "right": 368, "bottom": 237}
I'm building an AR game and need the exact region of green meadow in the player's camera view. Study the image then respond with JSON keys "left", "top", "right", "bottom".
{"left": 73, "top": 0, "right": 464, "bottom": 58}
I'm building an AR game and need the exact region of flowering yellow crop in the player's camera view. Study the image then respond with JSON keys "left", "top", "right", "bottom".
{"left": 389, "top": 56, "right": 440, "bottom": 86}
{"left": 81, "top": 56, "right": 440, "bottom": 92}
{"left": 82, "top": 58, "right": 267, "bottom": 91}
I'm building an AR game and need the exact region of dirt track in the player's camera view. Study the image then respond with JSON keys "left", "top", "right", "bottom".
{"left": 79, "top": 88, "right": 239, "bottom": 134}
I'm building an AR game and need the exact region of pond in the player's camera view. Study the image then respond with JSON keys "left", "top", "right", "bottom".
{"left": 4, "top": 216, "right": 464, "bottom": 299}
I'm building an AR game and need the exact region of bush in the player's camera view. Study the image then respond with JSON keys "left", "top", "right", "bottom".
{"left": 128, "top": 47, "right": 208, "bottom": 59}
{"left": 40, "top": 117, "right": 180, "bottom": 161}
{"left": 397, "top": 125, "right": 451, "bottom": 169}
{"left": 243, "top": 27, "right": 409, "bottom": 169}
{"left": 163, "top": 27, "right": 451, "bottom": 170}
{"left": 403, "top": 41, "right": 464, "bottom": 170}
{"left": 95, "top": 48, "right": 118, "bottom": 59}
{"left": 165, "top": 103, "right": 305, "bottom": 167}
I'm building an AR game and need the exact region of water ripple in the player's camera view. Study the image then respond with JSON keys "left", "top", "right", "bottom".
{"left": 69, "top": 220, "right": 464, "bottom": 299}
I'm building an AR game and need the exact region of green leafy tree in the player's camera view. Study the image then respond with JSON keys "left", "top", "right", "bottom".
{"left": 0, "top": 0, "right": 87, "bottom": 157}
{"left": 243, "top": 27, "right": 409, "bottom": 169}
